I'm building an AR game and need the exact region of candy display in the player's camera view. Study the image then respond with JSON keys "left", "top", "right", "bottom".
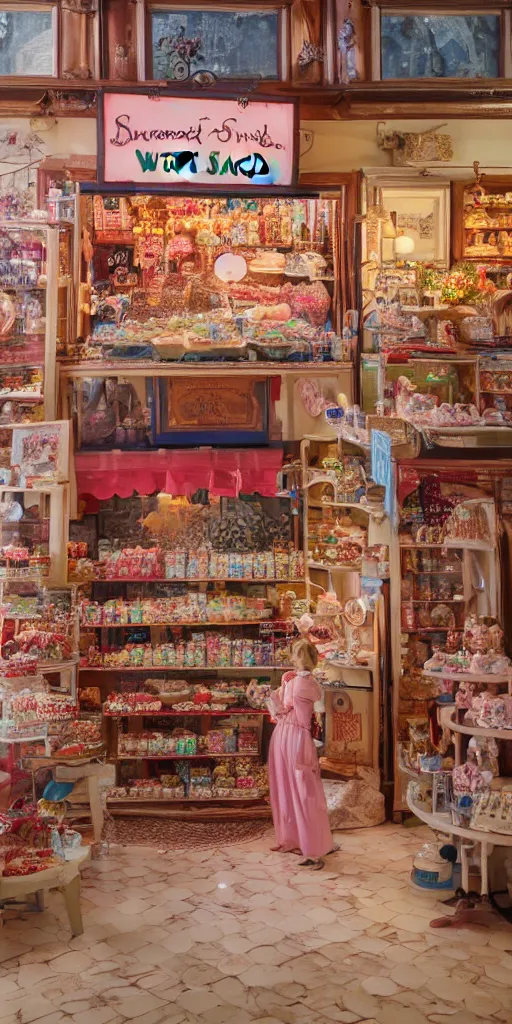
{"left": 81, "top": 631, "right": 291, "bottom": 669}
{"left": 88, "top": 545, "right": 304, "bottom": 582}
{"left": 117, "top": 721, "right": 260, "bottom": 758}
{"left": 7, "top": 693, "right": 77, "bottom": 724}
{"left": 423, "top": 641, "right": 511, "bottom": 678}
{"left": 80, "top": 592, "right": 272, "bottom": 626}
{"left": 0, "top": 548, "right": 50, "bottom": 580}
{"left": 309, "top": 508, "right": 367, "bottom": 569}
{"left": 2, "top": 847, "right": 60, "bottom": 876}
{"left": 14, "top": 628, "right": 73, "bottom": 663}
{"left": 107, "top": 758, "right": 267, "bottom": 803}
{"left": 75, "top": 194, "right": 345, "bottom": 365}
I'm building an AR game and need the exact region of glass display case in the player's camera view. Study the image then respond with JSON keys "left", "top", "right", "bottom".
{"left": 0, "top": 219, "right": 74, "bottom": 423}
{"left": 71, "top": 191, "right": 346, "bottom": 366}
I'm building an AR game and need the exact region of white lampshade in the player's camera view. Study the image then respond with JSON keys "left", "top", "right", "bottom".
{"left": 394, "top": 234, "right": 415, "bottom": 256}
{"left": 214, "top": 253, "right": 247, "bottom": 282}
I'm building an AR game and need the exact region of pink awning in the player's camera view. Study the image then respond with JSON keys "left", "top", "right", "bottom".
{"left": 75, "top": 448, "right": 283, "bottom": 500}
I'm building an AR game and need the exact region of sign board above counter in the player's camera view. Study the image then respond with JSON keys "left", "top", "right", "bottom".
{"left": 99, "top": 91, "right": 298, "bottom": 189}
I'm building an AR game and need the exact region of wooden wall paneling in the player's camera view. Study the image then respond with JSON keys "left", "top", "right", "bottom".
{"left": 334, "top": 0, "right": 366, "bottom": 83}
{"left": 104, "top": 0, "right": 138, "bottom": 80}
{"left": 290, "top": 0, "right": 325, "bottom": 85}
{"left": 299, "top": 171, "right": 361, "bottom": 316}
{"left": 60, "top": 0, "right": 99, "bottom": 80}
{"left": 451, "top": 181, "right": 465, "bottom": 264}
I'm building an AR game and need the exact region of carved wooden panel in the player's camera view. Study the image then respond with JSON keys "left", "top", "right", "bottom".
{"left": 290, "top": 0, "right": 324, "bottom": 85}
{"left": 60, "top": 0, "right": 99, "bottom": 80}
{"left": 167, "top": 378, "right": 264, "bottom": 433}
{"left": 105, "top": 0, "right": 138, "bottom": 80}
{"left": 335, "top": 0, "right": 366, "bottom": 83}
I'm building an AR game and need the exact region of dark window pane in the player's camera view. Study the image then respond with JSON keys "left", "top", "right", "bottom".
{"left": 151, "top": 8, "right": 279, "bottom": 80}
{"left": 0, "top": 10, "right": 54, "bottom": 75}
{"left": 381, "top": 14, "right": 500, "bottom": 80}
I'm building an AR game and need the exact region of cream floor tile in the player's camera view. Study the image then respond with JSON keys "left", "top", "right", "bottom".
{"left": 4, "top": 821, "right": 512, "bottom": 1024}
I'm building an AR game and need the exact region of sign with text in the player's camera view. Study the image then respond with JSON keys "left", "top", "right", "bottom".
{"left": 99, "top": 92, "right": 297, "bottom": 188}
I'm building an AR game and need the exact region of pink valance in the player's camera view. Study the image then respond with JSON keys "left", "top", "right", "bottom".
{"left": 75, "top": 448, "right": 283, "bottom": 500}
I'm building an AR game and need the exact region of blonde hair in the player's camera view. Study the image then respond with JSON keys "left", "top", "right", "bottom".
{"left": 292, "top": 638, "right": 318, "bottom": 671}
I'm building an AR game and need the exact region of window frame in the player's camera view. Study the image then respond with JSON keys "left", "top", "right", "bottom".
{"left": 0, "top": 1, "right": 59, "bottom": 78}
{"left": 143, "top": 1, "right": 290, "bottom": 83}
{"left": 369, "top": 3, "right": 511, "bottom": 82}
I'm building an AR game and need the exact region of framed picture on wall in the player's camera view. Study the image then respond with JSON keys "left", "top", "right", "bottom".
{"left": 11, "top": 420, "right": 70, "bottom": 486}
{"left": 150, "top": 376, "right": 269, "bottom": 446}
{"left": 147, "top": 3, "right": 288, "bottom": 82}
{"left": 369, "top": 3, "right": 511, "bottom": 81}
{"left": 0, "top": 3, "right": 58, "bottom": 76}
{"left": 380, "top": 181, "right": 450, "bottom": 266}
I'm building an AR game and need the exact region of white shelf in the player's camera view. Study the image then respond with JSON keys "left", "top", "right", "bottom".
{"left": 307, "top": 561, "right": 362, "bottom": 573}
{"left": 400, "top": 540, "right": 493, "bottom": 552}
{"left": 422, "top": 669, "right": 511, "bottom": 684}
{"left": 407, "top": 792, "right": 512, "bottom": 847}
{"left": 308, "top": 499, "right": 373, "bottom": 512}
{"left": 440, "top": 704, "right": 512, "bottom": 742}
{"left": 0, "top": 484, "right": 67, "bottom": 493}
{"left": 324, "top": 656, "right": 376, "bottom": 671}
{"left": 38, "top": 657, "right": 78, "bottom": 673}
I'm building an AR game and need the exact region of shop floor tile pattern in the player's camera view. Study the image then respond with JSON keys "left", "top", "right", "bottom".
{"left": 1, "top": 822, "right": 512, "bottom": 1023}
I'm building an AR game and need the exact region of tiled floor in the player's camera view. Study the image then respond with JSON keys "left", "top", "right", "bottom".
{"left": 1, "top": 822, "right": 512, "bottom": 1024}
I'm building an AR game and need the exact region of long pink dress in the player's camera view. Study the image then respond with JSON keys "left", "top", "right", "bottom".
{"left": 268, "top": 669, "right": 333, "bottom": 859}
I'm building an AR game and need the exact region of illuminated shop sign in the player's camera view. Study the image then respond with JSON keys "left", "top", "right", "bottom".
{"left": 99, "top": 92, "right": 297, "bottom": 188}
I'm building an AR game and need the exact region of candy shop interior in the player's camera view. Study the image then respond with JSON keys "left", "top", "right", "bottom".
{"left": 7, "top": 91, "right": 512, "bottom": 935}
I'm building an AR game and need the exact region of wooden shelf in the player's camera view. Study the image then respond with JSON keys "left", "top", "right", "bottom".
{"left": 412, "top": 627, "right": 464, "bottom": 633}
{"left": 81, "top": 619, "right": 279, "bottom": 629}
{"left": 107, "top": 796, "right": 265, "bottom": 805}
{"left": 116, "top": 752, "right": 261, "bottom": 761}
{"left": 403, "top": 570, "right": 462, "bottom": 575}
{"left": 80, "top": 664, "right": 288, "bottom": 672}
{"left": 60, "top": 362, "right": 353, "bottom": 380}
{"left": 104, "top": 708, "right": 268, "bottom": 718}
{"left": 400, "top": 541, "right": 493, "bottom": 551}
{"left": 85, "top": 577, "right": 304, "bottom": 585}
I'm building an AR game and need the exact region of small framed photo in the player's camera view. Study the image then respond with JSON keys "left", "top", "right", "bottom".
{"left": 0, "top": 4, "right": 58, "bottom": 76}
{"left": 11, "top": 420, "right": 70, "bottom": 487}
{"left": 370, "top": 4, "right": 510, "bottom": 81}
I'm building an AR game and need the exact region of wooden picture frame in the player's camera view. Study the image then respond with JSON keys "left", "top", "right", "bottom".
{"left": 368, "top": 2, "right": 511, "bottom": 82}
{"left": 150, "top": 377, "right": 270, "bottom": 447}
{"left": 382, "top": 182, "right": 450, "bottom": 266}
{"left": 0, "top": 2, "right": 58, "bottom": 76}
{"left": 143, "top": 1, "right": 291, "bottom": 83}
{"left": 11, "top": 420, "right": 70, "bottom": 487}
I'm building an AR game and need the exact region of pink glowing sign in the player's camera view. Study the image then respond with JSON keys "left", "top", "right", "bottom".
{"left": 100, "top": 92, "right": 297, "bottom": 188}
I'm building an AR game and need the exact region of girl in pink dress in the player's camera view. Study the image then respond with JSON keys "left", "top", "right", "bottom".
{"left": 268, "top": 638, "right": 334, "bottom": 869}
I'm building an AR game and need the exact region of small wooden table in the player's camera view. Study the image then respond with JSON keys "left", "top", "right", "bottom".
{"left": 0, "top": 847, "right": 90, "bottom": 936}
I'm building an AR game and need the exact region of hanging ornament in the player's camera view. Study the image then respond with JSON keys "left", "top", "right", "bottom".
{"left": 297, "top": 41, "right": 324, "bottom": 68}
